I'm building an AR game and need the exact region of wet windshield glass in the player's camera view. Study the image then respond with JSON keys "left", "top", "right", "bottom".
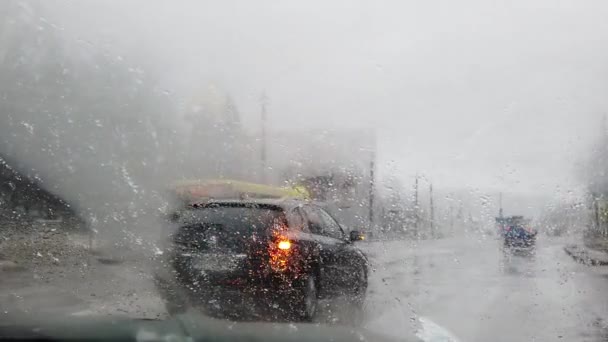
{"left": 1, "top": 1, "right": 608, "bottom": 341}
{"left": 175, "top": 206, "right": 285, "bottom": 245}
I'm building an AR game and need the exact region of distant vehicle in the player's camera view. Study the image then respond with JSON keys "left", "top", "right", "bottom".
{"left": 496, "top": 215, "right": 537, "bottom": 249}
{"left": 154, "top": 198, "right": 368, "bottom": 321}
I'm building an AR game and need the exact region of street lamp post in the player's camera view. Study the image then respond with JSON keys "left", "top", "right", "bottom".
{"left": 430, "top": 183, "right": 434, "bottom": 237}
{"left": 368, "top": 148, "right": 375, "bottom": 230}
{"left": 359, "top": 133, "right": 377, "bottom": 234}
{"left": 260, "top": 92, "right": 268, "bottom": 183}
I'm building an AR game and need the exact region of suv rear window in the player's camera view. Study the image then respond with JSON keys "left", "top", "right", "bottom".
{"left": 174, "top": 205, "right": 287, "bottom": 250}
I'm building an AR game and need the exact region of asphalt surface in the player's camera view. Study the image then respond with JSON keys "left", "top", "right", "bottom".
{"left": 361, "top": 236, "right": 608, "bottom": 341}
{"left": 2, "top": 233, "right": 608, "bottom": 341}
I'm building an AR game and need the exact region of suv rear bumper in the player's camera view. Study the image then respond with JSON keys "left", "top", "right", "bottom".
{"left": 165, "top": 272, "right": 310, "bottom": 319}
{"left": 194, "top": 269, "right": 306, "bottom": 294}
{"left": 156, "top": 266, "right": 307, "bottom": 297}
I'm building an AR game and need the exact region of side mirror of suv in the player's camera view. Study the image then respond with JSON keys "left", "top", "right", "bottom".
{"left": 349, "top": 230, "right": 365, "bottom": 242}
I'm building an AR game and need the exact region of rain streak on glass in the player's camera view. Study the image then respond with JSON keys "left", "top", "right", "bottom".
{"left": 1, "top": 1, "right": 608, "bottom": 342}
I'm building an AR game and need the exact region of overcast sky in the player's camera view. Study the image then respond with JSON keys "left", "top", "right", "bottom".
{"left": 44, "top": 0, "right": 608, "bottom": 202}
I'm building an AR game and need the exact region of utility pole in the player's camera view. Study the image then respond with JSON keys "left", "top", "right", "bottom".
{"left": 449, "top": 203, "right": 454, "bottom": 233}
{"left": 368, "top": 143, "right": 376, "bottom": 232}
{"left": 414, "top": 174, "right": 419, "bottom": 236}
{"left": 260, "top": 92, "right": 268, "bottom": 183}
{"left": 595, "top": 195, "right": 602, "bottom": 233}
{"left": 499, "top": 192, "right": 503, "bottom": 219}
{"left": 497, "top": 192, "right": 505, "bottom": 233}
{"left": 429, "top": 183, "right": 435, "bottom": 238}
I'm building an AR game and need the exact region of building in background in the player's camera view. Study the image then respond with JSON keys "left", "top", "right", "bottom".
{"left": 264, "top": 129, "right": 376, "bottom": 231}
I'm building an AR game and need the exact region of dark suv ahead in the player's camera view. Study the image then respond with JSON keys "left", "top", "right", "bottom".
{"left": 154, "top": 199, "right": 368, "bottom": 321}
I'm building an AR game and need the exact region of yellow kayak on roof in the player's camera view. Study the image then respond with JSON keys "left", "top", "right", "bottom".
{"left": 171, "top": 179, "right": 310, "bottom": 202}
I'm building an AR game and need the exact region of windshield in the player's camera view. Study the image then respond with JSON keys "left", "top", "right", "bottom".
{"left": 1, "top": 1, "right": 607, "bottom": 341}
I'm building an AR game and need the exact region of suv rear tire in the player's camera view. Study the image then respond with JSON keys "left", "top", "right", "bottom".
{"left": 353, "top": 267, "right": 367, "bottom": 304}
{"left": 154, "top": 275, "right": 189, "bottom": 316}
{"left": 293, "top": 274, "right": 318, "bottom": 321}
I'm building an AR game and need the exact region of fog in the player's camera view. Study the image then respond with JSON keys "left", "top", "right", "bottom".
{"left": 2, "top": 0, "right": 608, "bottom": 226}
{"left": 5, "top": 2, "right": 608, "bottom": 338}
{"left": 47, "top": 0, "right": 606, "bottom": 185}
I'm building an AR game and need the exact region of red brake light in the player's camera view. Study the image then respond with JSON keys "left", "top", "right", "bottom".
{"left": 269, "top": 235, "right": 292, "bottom": 272}
{"left": 277, "top": 240, "right": 291, "bottom": 250}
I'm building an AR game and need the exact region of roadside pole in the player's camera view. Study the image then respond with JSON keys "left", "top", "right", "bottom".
{"left": 450, "top": 203, "right": 454, "bottom": 234}
{"left": 498, "top": 192, "right": 504, "bottom": 232}
{"left": 499, "top": 192, "right": 503, "bottom": 219}
{"left": 260, "top": 92, "right": 268, "bottom": 183}
{"left": 368, "top": 137, "right": 376, "bottom": 234}
{"left": 430, "top": 183, "right": 435, "bottom": 238}
{"left": 414, "top": 174, "right": 419, "bottom": 237}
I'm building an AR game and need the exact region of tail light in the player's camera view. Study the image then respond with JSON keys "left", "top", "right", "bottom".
{"left": 268, "top": 221, "right": 293, "bottom": 272}
{"left": 269, "top": 236, "right": 292, "bottom": 272}
{"left": 277, "top": 240, "right": 291, "bottom": 250}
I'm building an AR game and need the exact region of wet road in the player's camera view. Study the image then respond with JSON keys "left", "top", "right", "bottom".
{"left": 2, "top": 234, "right": 608, "bottom": 341}
{"left": 361, "top": 236, "right": 608, "bottom": 341}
